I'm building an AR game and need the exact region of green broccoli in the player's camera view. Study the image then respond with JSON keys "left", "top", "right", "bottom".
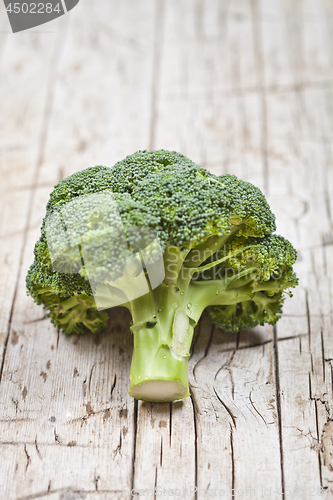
{"left": 26, "top": 150, "right": 298, "bottom": 402}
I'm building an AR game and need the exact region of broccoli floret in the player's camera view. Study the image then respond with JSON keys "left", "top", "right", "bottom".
{"left": 26, "top": 149, "right": 298, "bottom": 402}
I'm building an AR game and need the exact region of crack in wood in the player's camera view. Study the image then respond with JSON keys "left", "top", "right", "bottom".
{"left": 109, "top": 374, "right": 117, "bottom": 402}
{"left": 88, "top": 364, "right": 95, "bottom": 396}
{"left": 249, "top": 390, "right": 268, "bottom": 427}
{"left": 34, "top": 435, "right": 42, "bottom": 460}
{"left": 53, "top": 428, "right": 62, "bottom": 445}
{"left": 189, "top": 319, "right": 202, "bottom": 361}
{"left": 213, "top": 386, "right": 237, "bottom": 429}
{"left": 169, "top": 403, "right": 172, "bottom": 447}
{"left": 64, "top": 406, "right": 111, "bottom": 425}
{"left": 0, "top": 440, "right": 92, "bottom": 449}
{"left": 273, "top": 326, "right": 285, "bottom": 498}
{"left": 314, "top": 400, "right": 324, "bottom": 486}
{"left": 189, "top": 385, "right": 198, "bottom": 500}
{"left": 153, "top": 465, "right": 158, "bottom": 500}
{"left": 23, "top": 444, "right": 31, "bottom": 471}
{"left": 214, "top": 349, "right": 236, "bottom": 395}
{"left": 230, "top": 423, "right": 235, "bottom": 497}
{"left": 305, "top": 278, "right": 315, "bottom": 353}
{"left": 17, "top": 487, "right": 127, "bottom": 500}
{"left": 113, "top": 430, "right": 122, "bottom": 458}
{"left": 160, "top": 436, "right": 163, "bottom": 467}
{"left": 93, "top": 471, "right": 100, "bottom": 492}
{"left": 192, "top": 323, "right": 215, "bottom": 382}
{"left": 130, "top": 398, "right": 138, "bottom": 492}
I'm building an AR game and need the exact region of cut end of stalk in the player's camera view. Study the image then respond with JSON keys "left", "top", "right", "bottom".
{"left": 129, "top": 379, "right": 189, "bottom": 402}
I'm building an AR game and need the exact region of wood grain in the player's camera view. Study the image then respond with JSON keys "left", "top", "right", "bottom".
{"left": 0, "top": 0, "right": 332, "bottom": 499}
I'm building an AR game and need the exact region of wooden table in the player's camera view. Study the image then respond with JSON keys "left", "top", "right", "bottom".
{"left": 0, "top": 1, "right": 332, "bottom": 498}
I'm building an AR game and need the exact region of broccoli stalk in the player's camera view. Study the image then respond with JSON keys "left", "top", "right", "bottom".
{"left": 125, "top": 235, "right": 297, "bottom": 402}
{"left": 128, "top": 287, "right": 194, "bottom": 401}
{"left": 26, "top": 150, "right": 298, "bottom": 403}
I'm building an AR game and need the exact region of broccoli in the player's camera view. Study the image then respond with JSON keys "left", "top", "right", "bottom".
{"left": 26, "top": 150, "right": 298, "bottom": 402}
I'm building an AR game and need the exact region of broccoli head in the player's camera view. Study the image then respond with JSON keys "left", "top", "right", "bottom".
{"left": 26, "top": 150, "right": 298, "bottom": 402}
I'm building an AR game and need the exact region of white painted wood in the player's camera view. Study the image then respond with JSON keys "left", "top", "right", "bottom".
{"left": 0, "top": 26, "right": 59, "bottom": 362}
{"left": 0, "top": 0, "right": 332, "bottom": 498}
{"left": 0, "top": 1, "right": 156, "bottom": 498}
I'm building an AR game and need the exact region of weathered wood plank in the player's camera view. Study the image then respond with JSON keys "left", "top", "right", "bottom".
{"left": 133, "top": 398, "right": 195, "bottom": 495}
{"left": 0, "top": 30, "right": 60, "bottom": 367}
{"left": 0, "top": 0, "right": 332, "bottom": 498}
{"left": 276, "top": 336, "right": 322, "bottom": 499}
{"left": 257, "top": 0, "right": 333, "bottom": 494}
{"left": 154, "top": 0, "right": 266, "bottom": 187}
{"left": 0, "top": 1, "right": 157, "bottom": 498}
{"left": 189, "top": 316, "right": 283, "bottom": 498}
{"left": 37, "top": 0, "right": 157, "bottom": 185}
